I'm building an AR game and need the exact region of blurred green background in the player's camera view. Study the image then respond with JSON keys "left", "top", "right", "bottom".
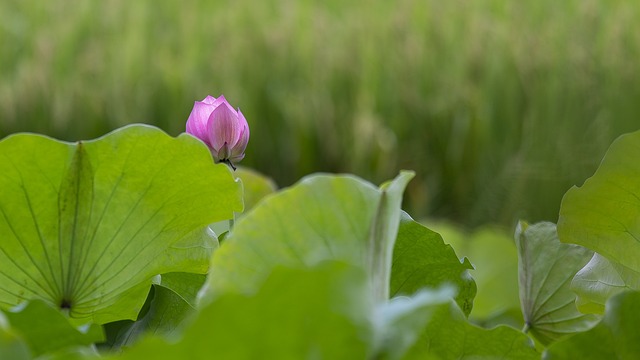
{"left": 1, "top": 0, "right": 639, "bottom": 227}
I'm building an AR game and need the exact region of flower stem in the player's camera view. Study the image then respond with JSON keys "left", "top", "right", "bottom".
{"left": 220, "top": 159, "right": 236, "bottom": 171}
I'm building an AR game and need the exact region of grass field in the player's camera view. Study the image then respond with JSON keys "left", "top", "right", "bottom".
{"left": 1, "top": 0, "right": 639, "bottom": 227}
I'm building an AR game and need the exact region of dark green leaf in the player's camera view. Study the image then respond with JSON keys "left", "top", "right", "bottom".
{"left": 404, "top": 300, "right": 539, "bottom": 359}
{"left": 158, "top": 273, "right": 207, "bottom": 309}
{"left": 391, "top": 213, "right": 476, "bottom": 316}
{"left": 429, "top": 222, "right": 522, "bottom": 323}
{"left": 103, "top": 284, "right": 196, "bottom": 349}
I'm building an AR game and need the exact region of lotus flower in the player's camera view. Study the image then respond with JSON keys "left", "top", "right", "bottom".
{"left": 186, "top": 95, "right": 249, "bottom": 169}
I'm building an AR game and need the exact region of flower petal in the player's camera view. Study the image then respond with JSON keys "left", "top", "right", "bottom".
{"left": 230, "top": 109, "right": 249, "bottom": 159}
{"left": 210, "top": 94, "right": 228, "bottom": 109}
{"left": 201, "top": 95, "right": 217, "bottom": 105}
{"left": 207, "top": 102, "right": 241, "bottom": 153}
{"left": 186, "top": 99, "right": 216, "bottom": 144}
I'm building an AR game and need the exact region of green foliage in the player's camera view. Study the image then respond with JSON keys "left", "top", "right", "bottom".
{"left": 373, "top": 288, "right": 455, "bottom": 360}
{"left": 429, "top": 222, "right": 521, "bottom": 324}
{"left": 110, "top": 263, "right": 373, "bottom": 360}
{"left": 206, "top": 172, "right": 414, "bottom": 303}
{"left": 234, "top": 166, "right": 278, "bottom": 213}
{"left": 545, "top": 291, "right": 640, "bottom": 359}
{"left": 514, "top": 222, "right": 599, "bottom": 345}
{"left": 391, "top": 213, "right": 476, "bottom": 316}
{"left": 0, "top": 125, "right": 242, "bottom": 323}
{"left": 3, "top": 0, "right": 640, "bottom": 225}
{"left": 2, "top": 123, "right": 640, "bottom": 358}
{"left": 558, "top": 130, "right": 640, "bottom": 273}
{"left": 0, "top": 313, "right": 32, "bottom": 360}
{"left": 558, "top": 130, "right": 640, "bottom": 312}
{"left": 403, "top": 300, "right": 538, "bottom": 359}
{"left": 571, "top": 253, "right": 640, "bottom": 314}
{"left": 2, "top": 300, "right": 103, "bottom": 357}
{"left": 102, "top": 283, "right": 196, "bottom": 350}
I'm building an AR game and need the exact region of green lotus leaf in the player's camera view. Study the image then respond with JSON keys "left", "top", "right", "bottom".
{"left": 515, "top": 221, "right": 599, "bottom": 345}
{"left": 545, "top": 291, "right": 640, "bottom": 359}
{"left": 403, "top": 299, "right": 539, "bottom": 359}
{"left": 571, "top": 253, "right": 640, "bottom": 314}
{"left": 0, "top": 125, "right": 243, "bottom": 324}
{"left": 558, "top": 130, "right": 640, "bottom": 273}
{"left": 206, "top": 171, "right": 414, "bottom": 303}
{"left": 109, "top": 262, "right": 373, "bottom": 360}
{"left": 391, "top": 213, "right": 476, "bottom": 316}
{"left": 428, "top": 221, "right": 522, "bottom": 325}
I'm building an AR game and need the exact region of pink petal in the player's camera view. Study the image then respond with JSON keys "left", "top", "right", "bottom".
{"left": 186, "top": 100, "right": 216, "bottom": 144}
{"left": 201, "top": 95, "right": 217, "bottom": 105}
{"left": 230, "top": 109, "right": 249, "bottom": 159}
{"left": 211, "top": 94, "right": 228, "bottom": 108}
{"left": 207, "top": 103, "right": 241, "bottom": 153}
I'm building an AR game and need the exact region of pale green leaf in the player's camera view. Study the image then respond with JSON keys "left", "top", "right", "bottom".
{"left": 0, "top": 125, "right": 243, "bottom": 324}
{"left": 545, "top": 291, "right": 640, "bottom": 359}
{"left": 571, "top": 253, "right": 640, "bottom": 314}
{"left": 206, "top": 172, "right": 414, "bottom": 303}
{"left": 558, "top": 130, "right": 640, "bottom": 273}
{"left": 515, "top": 221, "right": 599, "bottom": 345}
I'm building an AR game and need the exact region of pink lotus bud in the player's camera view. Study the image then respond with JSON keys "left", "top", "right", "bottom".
{"left": 186, "top": 95, "right": 250, "bottom": 169}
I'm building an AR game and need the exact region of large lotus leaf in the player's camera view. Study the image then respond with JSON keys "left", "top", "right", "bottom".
{"left": 391, "top": 213, "right": 476, "bottom": 316}
{"left": 428, "top": 221, "right": 522, "bottom": 324}
{"left": 206, "top": 171, "right": 414, "bottom": 303}
{"left": 3, "top": 300, "right": 103, "bottom": 357}
{"left": 0, "top": 125, "right": 243, "bottom": 324}
{"left": 97, "top": 262, "right": 372, "bottom": 360}
{"left": 558, "top": 130, "right": 640, "bottom": 273}
{"left": 571, "top": 253, "right": 640, "bottom": 314}
{"left": 402, "top": 299, "right": 539, "bottom": 359}
{"left": 545, "top": 291, "right": 640, "bottom": 359}
{"left": 515, "top": 221, "right": 599, "bottom": 345}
